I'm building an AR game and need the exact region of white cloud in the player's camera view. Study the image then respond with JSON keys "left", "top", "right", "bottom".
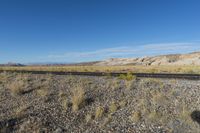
{"left": 46, "top": 42, "right": 200, "bottom": 62}
{"left": 47, "top": 46, "right": 137, "bottom": 58}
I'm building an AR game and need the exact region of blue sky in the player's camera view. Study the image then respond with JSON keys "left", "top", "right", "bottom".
{"left": 0, "top": 0, "right": 200, "bottom": 63}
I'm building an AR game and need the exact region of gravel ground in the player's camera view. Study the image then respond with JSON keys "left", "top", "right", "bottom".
{"left": 0, "top": 72, "right": 200, "bottom": 133}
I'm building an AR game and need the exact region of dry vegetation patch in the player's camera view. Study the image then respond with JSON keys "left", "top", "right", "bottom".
{"left": 130, "top": 111, "right": 142, "bottom": 123}
{"left": 109, "top": 102, "right": 119, "bottom": 113}
{"left": 71, "top": 86, "right": 85, "bottom": 112}
{"left": 59, "top": 90, "right": 69, "bottom": 110}
{"left": 7, "top": 79, "right": 27, "bottom": 96}
{"left": 1, "top": 65, "right": 200, "bottom": 74}
{"left": 95, "top": 106, "right": 105, "bottom": 119}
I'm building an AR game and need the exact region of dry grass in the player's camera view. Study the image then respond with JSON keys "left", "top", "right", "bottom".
{"left": 71, "top": 86, "right": 85, "bottom": 112}
{"left": 130, "top": 111, "right": 142, "bottom": 123}
{"left": 0, "top": 72, "right": 9, "bottom": 84}
{"left": 95, "top": 106, "right": 104, "bottom": 119}
{"left": 85, "top": 114, "right": 93, "bottom": 123}
{"left": 125, "top": 80, "right": 132, "bottom": 90}
{"left": 36, "top": 88, "right": 48, "bottom": 97}
{"left": 1, "top": 65, "right": 200, "bottom": 74}
{"left": 59, "top": 90, "right": 69, "bottom": 110}
{"left": 147, "top": 110, "right": 162, "bottom": 123}
{"left": 7, "top": 80, "right": 27, "bottom": 96}
{"left": 35, "top": 77, "right": 51, "bottom": 97}
{"left": 15, "top": 104, "right": 29, "bottom": 117}
{"left": 109, "top": 102, "right": 119, "bottom": 113}
{"left": 178, "top": 106, "right": 192, "bottom": 123}
{"left": 152, "top": 91, "right": 168, "bottom": 106}
{"left": 111, "top": 80, "right": 120, "bottom": 90}
{"left": 119, "top": 100, "right": 127, "bottom": 108}
{"left": 102, "top": 114, "right": 112, "bottom": 126}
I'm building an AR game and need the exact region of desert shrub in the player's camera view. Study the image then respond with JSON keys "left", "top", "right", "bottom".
{"left": 178, "top": 106, "right": 192, "bottom": 123}
{"left": 119, "top": 74, "right": 128, "bottom": 80}
{"left": 7, "top": 80, "right": 27, "bottom": 95}
{"left": 109, "top": 102, "right": 119, "bottom": 113}
{"left": 136, "top": 100, "right": 150, "bottom": 119}
{"left": 145, "top": 78, "right": 163, "bottom": 86}
{"left": 36, "top": 82, "right": 49, "bottom": 97}
{"left": 61, "top": 98, "right": 68, "bottom": 110}
{"left": 130, "top": 111, "right": 142, "bottom": 123}
{"left": 111, "top": 79, "right": 120, "bottom": 90}
{"left": 95, "top": 106, "right": 104, "bottom": 119}
{"left": 71, "top": 86, "right": 85, "bottom": 112}
{"left": 170, "top": 79, "right": 177, "bottom": 84}
{"left": 152, "top": 91, "right": 168, "bottom": 106}
{"left": 59, "top": 91, "right": 69, "bottom": 110}
{"left": 15, "top": 104, "right": 29, "bottom": 117}
{"left": 0, "top": 72, "right": 9, "bottom": 84}
{"left": 125, "top": 80, "right": 132, "bottom": 90}
{"left": 36, "top": 88, "right": 48, "bottom": 97}
{"left": 102, "top": 114, "right": 112, "bottom": 126}
{"left": 147, "top": 110, "right": 162, "bottom": 123}
{"left": 58, "top": 90, "right": 65, "bottom": 97}
{"left": 85, "top": 114, "right": 93, "bottom": 123}
{"left": 119, "top": 100, "right": 127, "bottom": 108}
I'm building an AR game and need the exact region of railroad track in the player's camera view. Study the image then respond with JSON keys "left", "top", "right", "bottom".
{"left": 0, "top": 70, "right": 200, "bottom": 80}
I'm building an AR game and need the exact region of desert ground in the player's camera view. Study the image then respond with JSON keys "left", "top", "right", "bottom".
{"left": 1, "top": 65, "right": 200, "bottom": 74}
{"left": 0, "top": 72, "right": 200, "bottom": 133}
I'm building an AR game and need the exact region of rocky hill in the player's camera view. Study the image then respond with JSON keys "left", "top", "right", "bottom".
{"left": 94, "top": 52, "right": 200, "bottom": 66}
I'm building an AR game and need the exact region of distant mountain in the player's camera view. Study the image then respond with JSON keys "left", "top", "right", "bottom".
{"left": 93, "top": 51, "right": 200, "bottom": 66}
{"left": 0, "top": 62, "right": 25, "bottom": 66}
{"left": 27, "top": 61, "right": 101, "bottom": 66}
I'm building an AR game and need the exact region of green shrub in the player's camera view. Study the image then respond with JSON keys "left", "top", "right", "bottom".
{"left": 119, "top": 72, "right": 136, "bottom": 81}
